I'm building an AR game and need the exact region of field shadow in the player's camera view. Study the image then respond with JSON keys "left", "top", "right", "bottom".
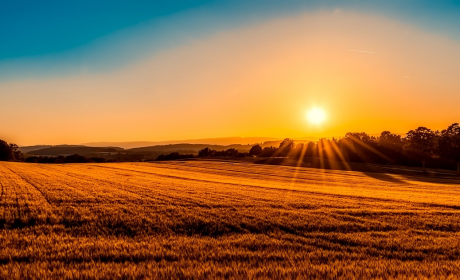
{"left": 363, "top": 164, "right": 460, "bottom": 185}
{"left": 359, "top": 171, "right": 407, "bottom": 184}
{"left": 396, "top": 172, "right": 460, "bottom": 185}
{"left": 254, "top": 157, "right": 460, "bottom": 185}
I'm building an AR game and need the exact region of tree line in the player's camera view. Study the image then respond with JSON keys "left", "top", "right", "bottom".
{"left": 154, "top": 148, "right": 248, "bottom": 161}
{"left": 248, "top": 123, "right": 460, "bottom": 172}
{"left": 1, "top": 123, "right": 459, "bottom": 172}
{"left": 156, "top": 123, "right": 460, "bottom": 173}
{"left": 25, "top": 155, "right": 109, "bottom": 163}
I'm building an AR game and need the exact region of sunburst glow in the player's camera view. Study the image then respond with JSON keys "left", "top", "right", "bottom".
{"left": 307, "top": 108, "right": 327, "bottom": 125}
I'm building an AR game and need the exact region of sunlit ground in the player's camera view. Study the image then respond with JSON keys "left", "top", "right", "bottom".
{"left": 1, "top": 160, "right": 459, "bottom": 278}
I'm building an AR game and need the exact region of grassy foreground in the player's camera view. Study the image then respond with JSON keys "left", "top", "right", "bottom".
{"left": 1, "top": 160, "right": 460, "bottom": 279}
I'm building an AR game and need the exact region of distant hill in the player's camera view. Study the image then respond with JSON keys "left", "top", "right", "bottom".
{"left": 83, "top": 137, "right": 281, "bottom": 149}
{"left": 129, "top": 144, "right": 254, "bottom": 154}
{"left": 23, "top": 144, "right": 255, "bottom": 158}
{"left": 26, "top": 146, "right": 124, "bottom": 156}
{"left": 20, "top": 137, "right": 321, "bottom": 156}
{"left": 18, "top": 145, "right": 53, "bottom": 154}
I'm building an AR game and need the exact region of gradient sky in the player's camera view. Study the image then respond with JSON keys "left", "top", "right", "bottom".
{"left": 1, "top": 0, "right": 460, "bottom": 145}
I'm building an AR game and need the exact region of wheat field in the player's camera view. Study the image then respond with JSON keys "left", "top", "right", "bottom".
{"left": 1, "top": 160, "right": 460, "bottom": 279}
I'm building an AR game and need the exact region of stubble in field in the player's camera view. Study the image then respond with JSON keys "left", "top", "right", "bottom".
{"left": 1, "top": 161, "right": 460, "bottom": 279}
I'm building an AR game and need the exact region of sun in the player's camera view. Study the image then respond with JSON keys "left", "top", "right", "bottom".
{"left": 306, "top": 108, "right": 326, "bottom": 125}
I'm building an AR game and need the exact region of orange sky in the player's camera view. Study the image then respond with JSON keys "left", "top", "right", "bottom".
{"left": 1, "top": 11, "right": 460, "bottom": 145}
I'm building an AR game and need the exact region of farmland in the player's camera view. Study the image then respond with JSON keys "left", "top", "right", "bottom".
{"left": 1, "top": 160, "right": 460, "bottom": 279}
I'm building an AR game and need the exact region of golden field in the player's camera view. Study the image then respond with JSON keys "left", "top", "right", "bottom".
{"left": 1, "top": 160, "right": 460, "bottom": 279}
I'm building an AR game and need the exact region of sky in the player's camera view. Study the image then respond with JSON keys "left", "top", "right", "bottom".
{"left": 1, "top": 0, "right": 460, "bottom": 145}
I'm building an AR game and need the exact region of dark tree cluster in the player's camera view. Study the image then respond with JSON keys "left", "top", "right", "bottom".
{"left": 0, "top": 140, "right": 24, "bottom": 161}
{"left": 260, "top": 146, "right": 278, "bottom": 157}
{"left": 155, "top": 152, "right": 195, "bottom": 161}
{"left": 197, "top": 147, "right": 247, "bottom": 158}
{"left": 25, "top": 154, "right": 108, "bottom": 164}
{"left": 249, "top": 123, "right": 460, "bottom": 173}
{"left": 155, "top": 147, "right": 248, "bottom": 161}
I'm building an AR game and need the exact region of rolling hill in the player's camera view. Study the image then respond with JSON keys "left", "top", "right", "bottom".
{"left": 83, "top": 137, "right": 282, "bottom": 149}
{"left": 25, "top": 145, "right": 124, "bottom": 156}
{"left": 129, "top": 143, "right": 254, "bottom": 154}
{"left": 18, "top": 145, "right": 53, "bottom": 154}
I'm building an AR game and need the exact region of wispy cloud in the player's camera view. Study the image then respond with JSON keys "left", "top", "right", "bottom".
{"left": 347, "top": 49, "right": 376, "bottom": 54}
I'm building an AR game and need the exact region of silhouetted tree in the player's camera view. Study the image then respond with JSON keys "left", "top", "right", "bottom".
{"left": 0, "top": 140, "right": 13, "bottom": 161}
{"left": 224, "top": 148, "right": 239, "bottom": 157}
{"left": 249, "top": 145, "right": 263, "bottom": 156}
{"left": 343, "top": 132, "right": 388, "bottom": 163}
{"left": 260, "top": 146, "right": 277, "bottom": 157}
{"left": 345, "top": 132, "right": 372, "bottom": 143}
{"left": 379, "top": 131, "right": 404, "bottom": 153}
{"left": 438, "top": 123, "right": 460, "bottom": 174}
{"left": 278, "top": 138, "right": 295, "bottom": 157}
{"left": 404, "top": 127, "right": 437, "bottom": 171}
{"left": 316, "top": 138, "right": 327, "bottom": 159}
{"left": 377, "top": 131, "right": 405, "bottom": 164}
{"left": 292, "top": 143, "right": 305, "bottom": 158}
{"left": 0, "top": 140, "right": 23, "bottom": 161}
{"left": 198, "top": 147, "right": 213, "bottom": 157}
{"left": 305, "top": 141, "right": 316, "bottom": 158}
{"left": 338, "top": 138, "right": 354, "bottom": 162}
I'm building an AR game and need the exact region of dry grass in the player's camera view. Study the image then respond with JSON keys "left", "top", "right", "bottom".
{"left": 1, "top": 160, "right": 460, "bottom": 279}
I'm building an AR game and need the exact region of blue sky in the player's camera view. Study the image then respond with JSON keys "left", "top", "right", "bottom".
{"left": 1, "top": 0, "right": 460, "bottom": 81}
